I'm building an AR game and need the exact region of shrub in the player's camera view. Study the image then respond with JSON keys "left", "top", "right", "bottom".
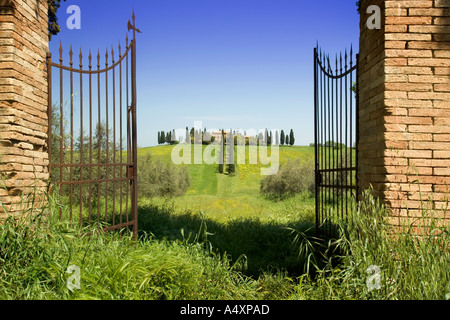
{"left": 260, "top": 160, "right": 315, "bottom": 198}
{"left": 138, "top": 153, "right": 190, "bottom": 199}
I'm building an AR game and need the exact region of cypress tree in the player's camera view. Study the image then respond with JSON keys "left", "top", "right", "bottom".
{"left": 218, "top": 129, "right": 225, "bottom": 174}
{"left": 158, "top": 131, "right": 161, "bottom": 145}
{"left": 280, "top": 130, "right": 285, "bottom": 146}
{"left": 172, "top": 129, "right": 176, "bottom": 144}
{"left": 185, "top": 127, "right": 190, "bottom": 144}
{"left": 161, "top": 131, "right": 165, "bottom": 145}
{"left": 227, "top": 129, "right": 235, "bottom": 174}
{"left": 286, "top": 134, "right": 289, "bottom": 146}
{"left": 289, "top": 129, "right": 295, "bottom": 146}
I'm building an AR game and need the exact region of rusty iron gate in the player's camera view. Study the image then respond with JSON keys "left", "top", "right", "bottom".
{"left": 47, "top": 12, "right": 140, "bottom": 237}
{"left": 314, "top": 45, "right": 359, "bottom": 236}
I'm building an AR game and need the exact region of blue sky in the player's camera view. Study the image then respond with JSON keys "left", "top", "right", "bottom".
{"left": 49, "top": 0, "right": 360, "bottom": 147}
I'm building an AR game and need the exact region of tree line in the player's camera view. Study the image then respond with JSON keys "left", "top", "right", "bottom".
{"left": 157, "top": 128, "right": 296, "bottom": 146}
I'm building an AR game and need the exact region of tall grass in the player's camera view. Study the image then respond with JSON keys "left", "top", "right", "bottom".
{"left": 291, "top": 189, "right": 450, "bottom": 300}
{"left": 0, "top": 191, "right": 294, "bottom": 300}
{"left": 1, "top": 174, "right": 448, "bottom": 299}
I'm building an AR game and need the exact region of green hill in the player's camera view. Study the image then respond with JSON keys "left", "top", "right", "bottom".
{"left": 137, "top": 145, "right": 315, "bottom": 224}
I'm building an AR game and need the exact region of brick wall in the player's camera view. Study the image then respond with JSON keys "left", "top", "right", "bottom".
{"left": 0, "top": 0, "right": 49, "bottom": 215}
{"left": 359, "top": 0, "right": 450, "bottom": 226}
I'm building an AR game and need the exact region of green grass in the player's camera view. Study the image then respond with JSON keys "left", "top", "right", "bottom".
{"left": 1, "top": 144, "right": 449, "bottom": 300}
{"left": 138, "top": 144, "right": 315, "bottom": 222}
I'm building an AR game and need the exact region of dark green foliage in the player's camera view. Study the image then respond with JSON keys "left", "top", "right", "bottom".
{"left": 218, "top": 130, "right": 225, "bottom": 174}
{"left": 137, "top": 153, "right": 190, "bottom": 198}
{"left": 280, "top": 130, "right": 285, "bottom": 146}
{"left": 226, "top": 130, "right": 236, "bottom": 175}
{"left": 260, "top": 160, "right": 315, "bottom": 199}
{"left": 289, "top": 129, "right": 295, "bottom": 146}
{"left": 48, "top": 0, "right": 67, "bottom": 40}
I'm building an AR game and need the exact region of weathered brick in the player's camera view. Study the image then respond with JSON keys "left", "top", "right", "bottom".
{"left": 408, "top": 74, "right": 450, "bottom": 83}
{"left": 409, "top": 125, "right": 450, "bottom": 133}
{"left": 434, "top": 50, "right": 450, "bottom": 59}
{"left": 386, "top": 41, "right": 407, "bottom": 49}
{"left": 409, "top": 25, "right": 450, "bottom": 33}
{"left": 410, "top": 141, "right": 450, "bottom": 150}
{"left": 408, "top": 108, "right": 450, "bottom": 117}
{"left": 386, "top": 49, "right": 433, "bottom": 58}
{"left": 435, "top": 67, "right": 450, "bottom": 75}
{"left": 407, "top": 41, "right": 450, "bottom": 50}
{"left": 433, "top": 134, "right": 450, "bottom": 143}
{"left": 434, "top": 84, "right": 450, "bottom": 92}
{"left": 385, "top": 33, "right": 432, "bottom": 41}
{"left": 385, "top": 1, "right": 433, "bottom": 8}
{"left": 434, "top": 150, "right": 450, "bottom": 158}
{"left": 385, "top": 65, "right": 433, "bottom": 74}
{"left": 434, "top": 0, "right": 450, "bottom": 7}
{"left": 409, "top": 8, "right": 450, "bottom": 16}
{"left": 386, "top": 16, "right": 433, "bottom": 25}
{"left": 408, "top": 58, "right": 450, "bottom": 67}
{"left": 386, "top": 82, "right": 432, "bottom": 91}
{"left": 408, "top": 91, "right": 450, "bottom": 100}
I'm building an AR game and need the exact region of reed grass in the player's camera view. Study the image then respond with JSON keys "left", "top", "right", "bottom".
{"left": 290, "top": 188, "right": 450, "bottom": 300}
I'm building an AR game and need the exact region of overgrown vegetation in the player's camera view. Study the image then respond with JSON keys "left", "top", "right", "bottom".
{"left": 291, "top": 189, "right": 450, "bottom": 300}
{"left": 0, "top": 182, "right": 448, "bottom": 299}
{"left": 260, "top": 160, "right": 315, "bottom": 199}
{"left": 137, "top": 153, "right": 190, "bottom": 199}
{"left": 0, "top": 195, "right": 283, "bottom": 300}
{"left": 1, "top": 140, "right": 448, "bottom": 300}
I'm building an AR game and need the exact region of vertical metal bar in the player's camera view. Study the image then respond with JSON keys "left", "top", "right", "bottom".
{"left": 335, "top": 56, "right": 339, "bottom": 234}
{"left": 314, "top": 48, "right": 319, "bottom": 236}
{"left": 325, "top": 57, "right": 333, "bottom": 234}
{"left": 119, "top": 42, "right": 123, "bottom": 225}
{"left": 88, "top": 51, "right": 93, "bottom": 224}
{"left": 344, "top": 50, "right": 349, "bottom": 223}
{"left": 331, "top": 58, "right": 335, "bottom": 235}
{"left": 320, "top": 51, "right": 325, "bottom": 234}
{"left": 46, "top": 53, "right": 52, "bottom": 191}
{"left": 125, "top": 35, "right": 130, "bottom": 227}
{"left": 131, "top": 26, "right": 139, "bottom": 240}
{"left": 339, "top": 53, "right": 343, "bottom": 221}
{"left": 112, "top": 46, "right": 117, "bottom": 227}
{"left": 355, "top": 54, "right": 360, "bottom": 204}
{"left": 105, "top": 49, "right": 109, "bottom": 224}
{"left": 69, "top": 46, "right": 74, "bottom": 222}
{"left": 349, "top": 48, "right": 354, "bottom": 205}
{"left": 97, "top": 51, "right": 101, "bottom": 227}
{"left": 59, "top": 43, "right": 63, "bottom": 220}
{"left": 79, "top": 49, "right": 84, "bottom": 227}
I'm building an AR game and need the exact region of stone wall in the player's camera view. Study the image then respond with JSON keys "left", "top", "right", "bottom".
{"left": 359, "top": 0, "right": 450, "bottom": 226}
{"left": 0, "top": 0, "right": 49, "bottom": 215}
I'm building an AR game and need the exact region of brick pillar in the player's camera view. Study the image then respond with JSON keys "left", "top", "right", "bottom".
{"left": 0, "top": 0, "right": 49, "bottom": 215}
{"left": 358, "top": 0, "right": 450, "bottom": 226}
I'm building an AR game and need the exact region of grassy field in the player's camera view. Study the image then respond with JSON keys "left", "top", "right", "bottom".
{"left": 137, "top": 144, "right": 315, "bottom": 223}
{"left": 136, "top": 144, "right": 317, "bottom": 277}
{"left": 1, "top": 144, "right": 448, "bottom": 300}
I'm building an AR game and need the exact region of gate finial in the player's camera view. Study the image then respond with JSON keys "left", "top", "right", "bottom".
{"left": 127, "top": 9, "right": 142, "bottom": 36}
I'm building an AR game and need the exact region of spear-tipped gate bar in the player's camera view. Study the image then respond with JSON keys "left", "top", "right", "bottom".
{"left": 46, "top": 12, "right": 140, "bottom": 239}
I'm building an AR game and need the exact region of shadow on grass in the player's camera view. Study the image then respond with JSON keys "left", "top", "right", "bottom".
{"left": 137, "top": 201, "right": 321, "bottom": 278}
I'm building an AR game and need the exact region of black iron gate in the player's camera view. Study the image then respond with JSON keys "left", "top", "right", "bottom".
{"left": 47, "top": 12, "right": 140, "bottom": 237}
{"left": 314, "top": 45, "right": 359, "bottom": 236}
